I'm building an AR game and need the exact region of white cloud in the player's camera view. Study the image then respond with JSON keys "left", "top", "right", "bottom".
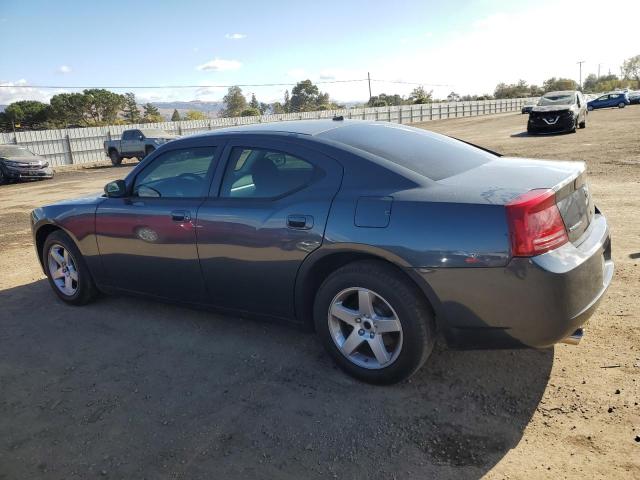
{"left": 0, "top": 79, "right": 59, "bottom": 104}
{"left": 57, "top": 65, "right": 72, "bottom": 74}
{"left": 225, "top": 33, "right": 246, "bottom": 40}
{"left": 196, "top": 58, "right": 242, "bottom": 72}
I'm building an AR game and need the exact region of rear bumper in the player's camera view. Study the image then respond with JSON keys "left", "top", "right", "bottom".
{"left": 414, "top": 214, "right": 613, "bottom": 349}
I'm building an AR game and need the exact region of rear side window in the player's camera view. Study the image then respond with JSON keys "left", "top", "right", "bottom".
{"left": 133, "top": 147, "right": 217, "bottom": 198}
{"left": 220, "top": 147, "right": 316, "bottom": 199}
{"left": 320, "top": 123, "right": 494, "bottom": 181}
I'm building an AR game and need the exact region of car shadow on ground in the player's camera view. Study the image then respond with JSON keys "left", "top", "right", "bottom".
{"left": 510, "top": 131, "right": 573, "bottom": 138}
{"left": 0, "top": 279, "right": 553, "bottom": 479}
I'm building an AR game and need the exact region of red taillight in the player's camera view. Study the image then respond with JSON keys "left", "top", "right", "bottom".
{"left": 505, "top": 189, "right": 568, "bottom": 257}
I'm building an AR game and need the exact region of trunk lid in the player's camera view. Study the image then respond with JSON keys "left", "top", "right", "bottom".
{"left": 437, "top": 157, "right": 593, "bottom": 245}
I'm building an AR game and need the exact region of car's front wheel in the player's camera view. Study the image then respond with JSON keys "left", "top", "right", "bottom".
{"left": 314, "top": 260, "right": 434, "bottom": 384}
{"left": 43, "top": 230, "right": 98, "bottom": 305}
{"left": 618, "top": 102, "right": 626, "bottom": 108}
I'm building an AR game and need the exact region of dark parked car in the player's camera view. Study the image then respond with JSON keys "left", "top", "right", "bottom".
{"left": 587, "top": 92, "right": 630, "bottom": 110}
{"left": 528, "top": 91, "right": 588, "bottom": 134}
{"left": 628, "top": 91, "right": 640, "bottom": 105}
{"left": 0, "top": 145, "right": 54, "bottom": 185}
{"left": 31, "top": 120, "right": 613, "bottom": 384}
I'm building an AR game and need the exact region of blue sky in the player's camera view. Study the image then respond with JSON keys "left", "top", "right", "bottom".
{"left": 0, "top": 0, "right": 637, "bottom": 104}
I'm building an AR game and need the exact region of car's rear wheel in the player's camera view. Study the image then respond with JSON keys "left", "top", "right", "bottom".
{"left": 618, "top": 102, "right": 626, "bottom": 108}
{"left": 314, "top": 260, "right": 434, "bottom": 384}
{"left": 587, "top": 105, "right": 594, "bottom": 111}
{"left": 109, "top": 150, "right": 122, "bottom": 166}
{"left": 43, "top": 230, "right": 98, "bottom": 305}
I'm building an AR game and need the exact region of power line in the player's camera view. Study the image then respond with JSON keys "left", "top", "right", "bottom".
{"left": 0, "top": 78, "right": 452, "bottom": 89}
{"left": 0, "top": 79, "right": 369, "bottom": 89}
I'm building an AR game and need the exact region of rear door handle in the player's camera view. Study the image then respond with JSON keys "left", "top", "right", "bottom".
{"left": 287, "top": 214, "right": 313, "bottom": 230}
{"left": 171, "top": 210, "right": 191, "bottom": 222}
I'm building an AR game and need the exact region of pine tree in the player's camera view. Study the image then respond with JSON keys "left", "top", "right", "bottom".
{"left": 249, "top": 93, "right": 260, "bottom": 110}
{"left": 283, "top": 90, "right": 291, "bottom": 113}
{"left": 171, "top": 109, "right": 181, "bottom": 121}
{"left": 221, "top": 86, "right": 248, "bottom": 117}
{"left": 122, "top": 92, "right": 141, "bottom": 123}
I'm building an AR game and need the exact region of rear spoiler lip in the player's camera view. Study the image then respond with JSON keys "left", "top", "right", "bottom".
{"left": 447, "top": 135, "right": 503, "bottom": 157}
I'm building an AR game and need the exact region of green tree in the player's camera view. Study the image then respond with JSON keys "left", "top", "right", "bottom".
{"left": 249, "top": 93, "right": 260, "bottom": 110}
{"left": 240, "top": 107, "right": 261, "bottom": 117}
{"left": 283, "top": 90, "right": 291, "bottom": 113}
{"left": 289, "top": 80, "right": 333, "bottom": 112}
{"left": 49, "top": 92, "right": 87, "bottom": 127}
{"left": 122, "top": 92, "right": 141, "bottom": 124}
{"left": 270, "top": 102, "right": 285, "bottom": 114}
{"left": 142, "top": 103, "right": 163, "bottom": 123}
{"left": 82, "top": 89, "right": 124, "bottom": 124}
{"left": 2, "top": 100, "right": 50, "bottom": 129}
{"left": 367, "top": 93, "right": 404, "bottom": 107}
{"left": 221, "top": 86, "right": 248, "bottom": 117}
{"left": 494, "top": 80, "right": 533, "bottom": 98}
{"left": 171, "top": 109, "right": 181, "bottom": 121}
{"left": 621, "top": 55, "right": 640, "bottom": 84}
{"left": 542, "top": 77, "right": 577, "bottom": 93}
{"left": 410, "top": 86, "right": 433, "bottom": 104}
{"left": 184, "top": 110, "right": 207, "bottom": 120}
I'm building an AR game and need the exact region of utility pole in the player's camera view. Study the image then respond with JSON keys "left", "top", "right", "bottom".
{"left": 367, "top": 72, "right": 372, "bottom": 103}
{"left": 577, "top": 60, "right": 585, "bottom": 89}
{"left": 597, "top": 63, "right": 601, "bottom": 79}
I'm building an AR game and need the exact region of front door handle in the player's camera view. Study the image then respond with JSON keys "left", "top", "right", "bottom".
{"left": 287, "top": 214, "right": 313, "bottom": 230}
{"left": 171, "top": 210, "right": 191, "bottom": 222}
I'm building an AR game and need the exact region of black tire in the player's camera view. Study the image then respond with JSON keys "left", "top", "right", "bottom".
{"left": 314, "top": 260, "right": 435, "bottom": 385}
{"left": 570, "top": 118, "right": 578, "bottom": 133}
{"left": 109, "top": 150, "right": 122, "bottom": 166}
{"left": 43, "top": 230, "right": 98, "bottom": 305}
{"left": 587, "top": 105, "right": 594, "bottom": 111}
{"left": 579, "top": 116, "right": 586, "bottom": 129}
{"left": 618, "top": 102, "right": 625, "bottom": 108}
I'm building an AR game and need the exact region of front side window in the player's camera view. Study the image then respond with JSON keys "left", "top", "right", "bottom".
{"left": 133, "top": 147, "right": 217, "bottom": 198}
{"left": 220, "top": 147, "right": 316, "bottom": 199}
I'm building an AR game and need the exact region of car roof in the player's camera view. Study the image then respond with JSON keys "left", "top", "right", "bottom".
{"left": 543, "top": 90, "right": 577, "bottom": 96}
{"left": 191, "top": 118, "right": 365, "bottom": 138}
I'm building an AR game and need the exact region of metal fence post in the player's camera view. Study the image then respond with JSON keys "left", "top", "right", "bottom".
{"left": 65, "top": 133, "right": 74, "bottom": 165}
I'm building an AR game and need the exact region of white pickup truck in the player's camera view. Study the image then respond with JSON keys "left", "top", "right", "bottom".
{"left": 104, "top": 128, "right": 178, "bottom": 166}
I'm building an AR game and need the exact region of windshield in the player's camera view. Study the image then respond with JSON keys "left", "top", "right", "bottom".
{"left": 538, "top": 94, "right": 574, "bottom": 106}
{"left": 0, "top": 145, "right": 36, "bottom": 158}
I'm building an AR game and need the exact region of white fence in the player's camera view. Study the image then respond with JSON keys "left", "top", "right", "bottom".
{"left": 0, "top": 98, "right": 533, "bottom": 167}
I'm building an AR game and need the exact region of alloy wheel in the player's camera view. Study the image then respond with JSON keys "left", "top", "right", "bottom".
{"left": 327, "top": 287, "right": 403, "bottom": 369}
{"left": 47, "top": 243, "right": 79, "bottom": 296}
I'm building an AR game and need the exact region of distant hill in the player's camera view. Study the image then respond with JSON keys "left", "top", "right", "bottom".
{"left": 149, "top": 101, "right": 224, "bottom": 119}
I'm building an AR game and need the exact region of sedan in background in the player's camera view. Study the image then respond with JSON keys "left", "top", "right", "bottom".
{"left": 587, "top": 92, "right": 630, "bottom": 110}
{"left": 528, "top": 91, "right": 587, "bottom": 134}
{"left": 31, "top": 120, "right": 613, "bottom": 384}
{"left": 627, "top": 91, "right": 640, "bottom": 105}
{"left": 0, "top": 145, "right": 54, "bottom": 185}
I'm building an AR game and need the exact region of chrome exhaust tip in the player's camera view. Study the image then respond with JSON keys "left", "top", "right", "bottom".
{"left": 561, "top": 328, "right": 584, "bottom": 345}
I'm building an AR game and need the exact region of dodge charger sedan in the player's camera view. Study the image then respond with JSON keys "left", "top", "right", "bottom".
{"left": 31, "top": 119, "right": 614, "bottom": 384}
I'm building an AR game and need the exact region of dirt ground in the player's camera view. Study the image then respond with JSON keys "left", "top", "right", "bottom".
{"left": 0, "top": 107, "right": 638, "bottom": 479}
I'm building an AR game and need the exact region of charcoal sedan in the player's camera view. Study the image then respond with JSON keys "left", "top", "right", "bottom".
{"left": 31, "top": 119, "right": 614, "bottom": 384}
{"left": 0, "top": 145, "right": 54, "bottom": 184}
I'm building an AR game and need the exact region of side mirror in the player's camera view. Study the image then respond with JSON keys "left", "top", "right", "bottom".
{"left": 104, "top": 179, "right": 127, "bottom": 198}
{"left": 139, "top": 135, "right": 144, "bottom": 140}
